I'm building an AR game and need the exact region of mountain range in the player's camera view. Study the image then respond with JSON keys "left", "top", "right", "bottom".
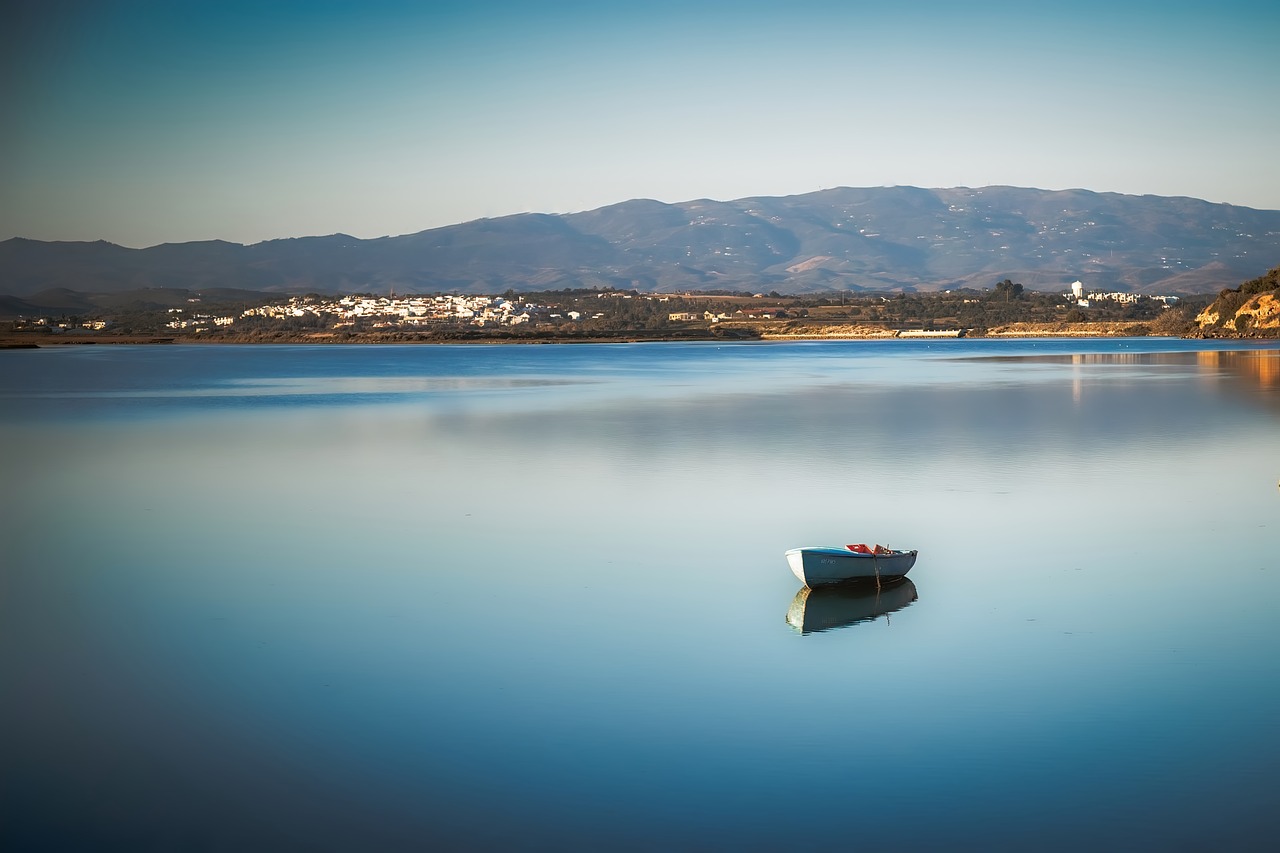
{"left": 4, "top": 186, "right": 1279, "bottom": 298}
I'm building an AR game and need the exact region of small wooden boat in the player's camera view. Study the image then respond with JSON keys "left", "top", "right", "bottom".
{"left": 785, "top": 543, "right": 918, "bottom": 588}
{"left": 786, "top": 578, "right": 918, "bottom": 633}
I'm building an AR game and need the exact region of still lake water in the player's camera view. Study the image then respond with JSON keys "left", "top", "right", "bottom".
{"left": 3, "top": 338, "right": 1279, "bottom": 850}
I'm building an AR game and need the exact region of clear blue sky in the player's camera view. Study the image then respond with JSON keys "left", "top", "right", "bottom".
{"left": 3, "top": 0, "right": 1278, "bottom": 248}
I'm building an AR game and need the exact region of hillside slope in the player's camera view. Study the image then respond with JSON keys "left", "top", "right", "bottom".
{"left": 4, "top": 186, "right": 1279, "bottom": 296}
{"left": 1194, "top": 266, "right": 1280, "bottom": 337}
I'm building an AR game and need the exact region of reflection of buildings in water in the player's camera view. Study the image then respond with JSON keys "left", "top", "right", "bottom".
{"left": 786, "top": 579, "right": 919, "bottom": 634}
{"left": 1060, "top": 349, "right": 1280, "bottom": 410}
{"left": 1196, "top": 349, "right": 1280, "bottom": 392}
{"left": 1066, "top": 352, "right": 1181, "bottom": 406}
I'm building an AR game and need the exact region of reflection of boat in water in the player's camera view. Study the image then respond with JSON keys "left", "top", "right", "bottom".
{"left": 786, "top": 579, "right": 918, "bottom": 634}
{"left": 785, "top": 545, "right": 917, "bottom": 587}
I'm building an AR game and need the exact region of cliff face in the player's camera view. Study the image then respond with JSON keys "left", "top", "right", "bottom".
{"left": 1195, "top": 266, "right": 1280, "bottom": 337}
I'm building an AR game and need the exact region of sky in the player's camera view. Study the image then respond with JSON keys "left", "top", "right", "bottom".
{"left": 3, "top": 0, "right": 1278, "bottom": 248}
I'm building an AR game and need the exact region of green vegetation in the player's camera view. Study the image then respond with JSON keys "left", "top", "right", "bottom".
{"left": 1237, "top": 266, "right": 1280, "bottom": 297}
{"left": 992, "top": 279, "right": 1024, "bottom": 301}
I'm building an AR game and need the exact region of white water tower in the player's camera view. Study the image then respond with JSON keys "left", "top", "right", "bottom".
{"left": 1071, "top": 280, "right": 1084, "bottom": 299}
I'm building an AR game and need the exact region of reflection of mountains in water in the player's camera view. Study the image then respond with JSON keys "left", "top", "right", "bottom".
{"left": 786, "top": 579, "right": 918, "bottom": 634}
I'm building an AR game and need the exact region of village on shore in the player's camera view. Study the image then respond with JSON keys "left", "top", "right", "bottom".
{"left": 2, "top": 280, "right": 1202, "bottom": 345}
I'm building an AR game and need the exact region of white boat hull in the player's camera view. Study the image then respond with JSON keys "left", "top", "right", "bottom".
{"left": 785, "top": 546, "right": 917, "bottom": 587}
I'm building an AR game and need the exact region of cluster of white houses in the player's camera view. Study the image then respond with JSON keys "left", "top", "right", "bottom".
{"left": 240, "top": 294, "right": 542, "bottom": 327}
{"left": 1068, "top": 280, "right": 1180, "bottom": 308}
{"left": 165, "top": 308, "right": 235, "bottom": 329}
{"left": 668, "top": 309, "right": 783, "bottom": 323}
{"left": 154, "top": 292, "right": 702, "bottom": 331}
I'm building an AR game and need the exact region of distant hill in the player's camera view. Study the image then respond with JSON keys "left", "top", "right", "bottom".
{"left": 4, "top": 186, "right": 1279, "bottom": 297}
{"left": 0, "top": 286, "right": 275, "bottom": 320}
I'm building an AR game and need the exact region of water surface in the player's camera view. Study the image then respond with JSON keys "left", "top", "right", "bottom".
{"left": 3, "top": 339, "right": 1279, "bottom": 850}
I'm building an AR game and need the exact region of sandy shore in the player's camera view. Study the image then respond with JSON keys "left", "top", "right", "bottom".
{"left": 0, "top": 321, "right": 1178, "bottom": 346}
{"left": 754, "top": 321, "right": 1159, "bottom": 340}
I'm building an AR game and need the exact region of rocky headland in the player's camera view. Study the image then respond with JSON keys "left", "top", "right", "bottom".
{"left": 1193, "top": 266, "right": 1280, "bottom": 338}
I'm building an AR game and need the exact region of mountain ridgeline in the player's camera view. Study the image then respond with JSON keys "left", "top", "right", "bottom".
{"left": 4, "top": 186, "right": 1280, "bottom": 298}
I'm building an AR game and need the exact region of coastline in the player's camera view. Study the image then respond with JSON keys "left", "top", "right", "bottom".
{"left": 0, "top": 320, "right": 1253, "bottom": 346}
{"left": 0, "top": 326, "right": 1174, "bottom": 346}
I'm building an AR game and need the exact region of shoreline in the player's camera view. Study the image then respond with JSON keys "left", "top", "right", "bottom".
{"left": 0, "top": 332, "right": 1196, "bottom": 347}
{"left": 1, "top": 321, "right": 1267, "bottom": 347}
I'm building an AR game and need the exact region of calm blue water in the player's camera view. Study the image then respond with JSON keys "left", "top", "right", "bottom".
{"left": 3, "top": 339, "right": 1279, "bottom": 850}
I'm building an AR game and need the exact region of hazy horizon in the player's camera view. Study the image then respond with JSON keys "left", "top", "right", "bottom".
{"left": 4, "top": 1, "right": 1278, "bottom": 249}
{"left": 7, "top": 183, "right": 1278, "bottom": 252}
